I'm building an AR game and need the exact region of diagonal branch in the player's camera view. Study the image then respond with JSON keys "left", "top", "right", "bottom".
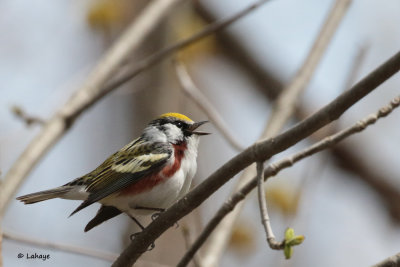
{"left": 177, "top": 94, "right": 400, "bottom": 266}
{"left": 3, "top": 230, "right": 118, "bottom": 262}
{"left": 201, "top": 0, "right": 352, "bottom": 264}
{"left": 111, "top": 50, "right": 400, "bottom": 267}
{"left": 174, "top": 59, "right": 245, "bottom": 151}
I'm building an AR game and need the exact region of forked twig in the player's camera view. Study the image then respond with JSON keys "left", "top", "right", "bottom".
{"left": 256, "top": 161, "right": 284, "bottom": 249}
{"left": 177, "top": 95, "right": 400, "bottom": 266}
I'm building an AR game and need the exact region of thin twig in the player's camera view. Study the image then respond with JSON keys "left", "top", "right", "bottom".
{"left": 180, "top": 224, "right": 202, "bottom": 267}
{"left": 174, "top": 59, "right": 245, "bottom": 151}
{"left": 0, "top": 0, "right": 185, "bottom": 218}
{"left": 177, "top": 95, "right": 400, "bottom": 266}
{"left": 3, "top": 230, "right": 118, "bottom": 262}
{"left": 256, "top": 161, "right": 284, "bottom": 249}
{"left": 371, "top": 252, "right": 400, "bottom": 267}
{"left": 3, "top": 230, "right": 171, "bottom": 267}
{"left": 201, "top": 0, "right": 352, "bottom": 264}
{"left": 343, "top": 44, "right": 369, "bottom": 90}
{"left": 11, "top": 106, "right": 45, "bottom": 126}
{"left": 112, "top": 49, "right": 400, "bottom": 267}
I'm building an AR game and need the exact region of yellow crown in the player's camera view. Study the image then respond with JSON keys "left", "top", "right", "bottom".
{"left": 159, "top": 112, "right": 193, "bottom": 122}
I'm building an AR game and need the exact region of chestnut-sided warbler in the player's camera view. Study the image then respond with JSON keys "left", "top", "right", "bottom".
{"left": 17, "top": 112, "right": 209, "bottom": 232}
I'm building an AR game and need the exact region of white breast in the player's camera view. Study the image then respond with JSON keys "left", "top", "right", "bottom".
{"left": 102, "top": 135, "right": 200, "bottom": 216}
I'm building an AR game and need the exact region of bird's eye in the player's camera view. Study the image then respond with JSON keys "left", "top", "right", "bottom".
{"left": 175, "top": 121, "right": 183, "bottom": 128}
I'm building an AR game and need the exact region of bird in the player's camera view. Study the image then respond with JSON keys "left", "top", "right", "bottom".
{"left": 17, "top": 112, "right": 209, "bottom": 233}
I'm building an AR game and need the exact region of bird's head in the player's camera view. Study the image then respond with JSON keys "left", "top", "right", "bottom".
{"left": 142, "top": 112, "right": 210, "bottom": 144}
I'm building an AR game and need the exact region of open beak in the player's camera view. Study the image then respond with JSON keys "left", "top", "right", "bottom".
{"left": 188, "top": 121, "right": 210, "bottom": 135}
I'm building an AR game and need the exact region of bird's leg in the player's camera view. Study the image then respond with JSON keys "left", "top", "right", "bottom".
{"left": 133, "top": 205, "right": 166, "bottom": 221}
{"left": 134, "top": 205, "right": 179, "bottom": 228}
{"left": 128, "top": 215, "right": 155, "bottom": 251}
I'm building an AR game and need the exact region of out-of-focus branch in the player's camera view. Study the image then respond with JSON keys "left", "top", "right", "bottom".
{"left": 201, "top": 0, "right": 352, "bottom": 264}
{"left": 3, "top": 229, "right": 171, "bottom": 267}
{"left": 0, "top": 0, "right": 185, "bottom": 218}
{"left": 177, "top": 94, "right": 400, "bottom": 266}
{"left": 174, "top": 59, "right": 245, "bottom": 151}
{"left": 11, "top": 106, "right": 45, "bottom": 126}
{"left": 372, "top": 252, "right": 400, "bottom": 267}
{"left": 180, "top": 224, "right": 203, "bottom": 267}
{"left": 343, "top": 44, "right": 369, "bottom": 90}
{"left": 3, "top": 230, "right": 118, "bottom": 262}
{"left": 112, "top": 50, "right": 400, "bottom": 267}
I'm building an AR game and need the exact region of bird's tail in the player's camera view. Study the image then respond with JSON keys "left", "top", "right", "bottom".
{"left": 16, "top": 186, "right": 72, "bottom": 204}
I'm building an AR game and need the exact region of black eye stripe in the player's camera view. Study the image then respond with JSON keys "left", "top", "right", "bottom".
{"left": 150, "top": 118, "right": 188, "bottom": 129}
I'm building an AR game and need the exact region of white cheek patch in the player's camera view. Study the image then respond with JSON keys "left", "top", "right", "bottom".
{"left": 164, "top": 124, "right": 183, "bottom": 142}
{"left": 143, "top": 127, "right": 167, "bottom": 142}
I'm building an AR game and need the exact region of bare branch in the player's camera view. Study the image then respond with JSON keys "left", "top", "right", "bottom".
{"left": 3, "top": 229, "right": 172, "bottom": 267}
{"left": 256, "top": 162, "right": 284, "bottom": 249}
{"left": 343, "top": 44, "right": 369, "bottom": 90}
{"left": 174, "top": 60, "right": 245, "bottom": 151}
{"left": 0, "top": 0, "right": 185, "bottom": 218}
{"left": 3, "top": 230, "right": 118, "bottom": 262}
{"left": 178, "top": 94, "right": 400, "bottom": 266}
{"left": 180, "top": 224, "right": 203, "bottom": 267}
{"left": 11, "top": 106, "right": 45, "bottom": 126}
{"left": 201, "top": 0, "right": 352, "bottom": 264}
{"left": 371, "top": 252, "right": 400, "bottom": 267}
{"left": 112, "top": 49, "right": 400, "bottom": 267}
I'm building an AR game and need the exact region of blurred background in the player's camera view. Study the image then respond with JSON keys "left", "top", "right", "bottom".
{"left": 1, "top": 0, "right": 400, "bottom": 266}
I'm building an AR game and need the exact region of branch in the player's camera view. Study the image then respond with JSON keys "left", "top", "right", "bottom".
{"left": 372, "top": 252, "right": 400, "bottom": 267}
{"left": 3, "top": 230, "right": 118, "bottom": 262}
{"left": 256, "top": 162, "right": 283, "bottom": 249}
{"left": 11, "top": 106, "right": 45, "bottom": 126}
{"left": 180, "top": 224, "right": 203, "bottom": 267}
{"left": 342, "top": 44, "right": 369, "bottom": 90}
{"left": 0, "top": 0, "right": 185, "bottom": 218}
{"left": 3, "top": 229, "right": 171, "bottom": 267}
{"left": 111, "top": 50, "right": 400, "bottom": 267}
{"left": 201, "top": 0, "right": 352, "bottom": 264}
{"left": 177, "top": 94, "right": 400, "bottom": 266}
{"left": 174, "top": 59, "right": 245, "bottom": 151}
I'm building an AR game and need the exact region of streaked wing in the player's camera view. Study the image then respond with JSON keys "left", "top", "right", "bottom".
{"left": 70, "top": 140, "right": 172, "bottom": 216}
